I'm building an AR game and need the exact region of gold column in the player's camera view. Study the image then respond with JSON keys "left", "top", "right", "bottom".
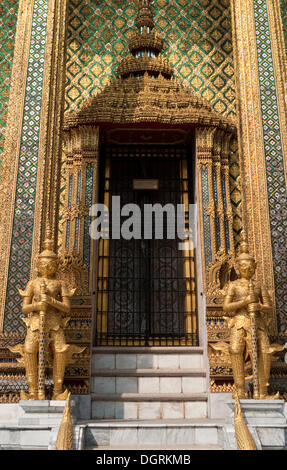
{"left": 221, "top": 132, "right": 234, "bottom": 255}
{"left": 213, "top": 130, "right": 226, "bottom": 254}
{"left": 230, "top": 0, "right": 282, "bottom": 333}
{"left": 196, "top": 126, "right": 217, "bottom": 290}
{"left": 62, "top": 125, "right": 100, "bottom": 292}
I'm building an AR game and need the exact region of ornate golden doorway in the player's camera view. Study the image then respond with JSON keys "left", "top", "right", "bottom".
{"left": 94, "top": 130, "right": 198, "bottom": 347}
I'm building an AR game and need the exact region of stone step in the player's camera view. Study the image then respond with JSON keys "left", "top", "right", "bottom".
{"left": 92, "top": 368, "right": 206, "bottom": 377}
{"left": 91, "top": 393, "right": 208, "bottom": 401}
{"left": 91, "top": 393, "right": 208, "bottom": 420}
{"left": 92, "top": 374, "right": 207, "bottom": 395}
{"left": 77, "top": 419, "right": 225, "bottom": 449}
{"left": 92, "top": 347, "right": 204, "bottom": 372}
{"left": 87, "top": 444, "right": 223, "bottom": 450}
{"left": 91, "top": 347, "right": 207, "bottom": 420}
{"left": 92, "top": 347, "right": 204, "bottom": 354}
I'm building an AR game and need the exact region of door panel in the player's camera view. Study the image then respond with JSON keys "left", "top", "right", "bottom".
{"left": 95, "top": 144, "right": 198, "bottom": 346}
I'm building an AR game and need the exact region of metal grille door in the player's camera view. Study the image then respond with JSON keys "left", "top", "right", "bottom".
{"left": 95, "top": 145, "right": 198, "bottom": 346}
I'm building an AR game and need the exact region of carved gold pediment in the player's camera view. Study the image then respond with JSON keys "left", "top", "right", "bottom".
{"left": 64, "top": 74, "right": 236, "bottom": 131}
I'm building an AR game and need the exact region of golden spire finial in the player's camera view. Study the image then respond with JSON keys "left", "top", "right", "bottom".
{"left": 136, "top": 0, "right": 154, "bottom": 30}
{"left": 38, "top": 218, "right": 57, "bottom": 259}
{"left": 237, "top": 229, "right": 255, "bottom": 262}
{"left": 117, "top": 0, "right": 173, "bottom": 79}
{"left": 239, "top": 229, "right": 249, "bottom": 255}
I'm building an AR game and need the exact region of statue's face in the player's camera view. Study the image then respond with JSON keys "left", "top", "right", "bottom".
{"left": 237, "top": 259, "right": 256, "bottom": 280}
{"left": 37, "top": 258, "right": 57, "bottom": 277}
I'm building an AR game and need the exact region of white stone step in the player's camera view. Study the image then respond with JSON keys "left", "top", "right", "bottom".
{"left": 91, "top": 393, "right": 208, "bottom": 420}
{"left": 92, "top": 373, "right": 207, "bottom": 395}
{"left": 92, "top": 347, "right": 204, "bottom": 371}
{"left": 91, "top": 347, "right": 208, "bottom": 420}
{"left": 77, "top": 419, "right": 225, "bottom": 449}
{"left": 87, "top": 444, "right": 223, "bottom": 450}
{"left": 92, "top": 368, "right": 206, "bottom": 376}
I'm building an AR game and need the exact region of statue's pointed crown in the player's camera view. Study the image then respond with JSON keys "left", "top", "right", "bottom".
{"left": 38, "top": 221, "right": 57, "bottom": 259}
{"left": 236, "top": 230, "right": 255, "bottom": 262}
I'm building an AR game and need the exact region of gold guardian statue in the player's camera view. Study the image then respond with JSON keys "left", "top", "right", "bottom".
{"left": 223, "top": 230, "right": 281, "bottom": 399}
{"left": 10, "top": 225, "right": 84, "bottom": 400}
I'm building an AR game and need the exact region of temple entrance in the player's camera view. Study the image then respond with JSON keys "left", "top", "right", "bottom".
{"left": 95, "top": 139, "right": 198, "bottom": 346}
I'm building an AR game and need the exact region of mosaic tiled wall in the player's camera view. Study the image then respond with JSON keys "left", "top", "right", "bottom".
{"left": 280, "top": 0, "right": 287, "bottom": 52}
{"left": 65, "top": 0, "right": 236, "bottom": 118}
{"left": 0, "top": 0, "right": 19, "bottom": 163}
{"left": 3, "top": 0, "right": 49, "bottom": 333}
{"left": 254, "top": 0, "right": 287, "bottom": 333}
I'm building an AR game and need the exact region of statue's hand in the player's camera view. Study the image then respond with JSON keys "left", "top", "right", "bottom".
{"left": 244, "top": 294, "right": 259, "bottom": 307}
{"left": 242, "top": 295, "right": 252, "bottom": 307}
{"left": 248, "top": 302, "right": 261, "bottom": 313}
{"left": 40, "top": 294, "right": 53, "bottom": 305}
{"left": 34, "top": 301, "right": 48, "bottom": 312}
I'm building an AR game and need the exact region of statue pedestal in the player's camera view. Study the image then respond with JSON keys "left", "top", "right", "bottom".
{"left": 0, "top": 399, "right": 76, "bottom": 450}
{"left": 226, "top": 399, "right": 286, "bottom": 425}
{"left": 224, "top": 399, "right": 287, "bottom": 450}
{"left": 19, "top": 400, "right": 70, "bottom": 426}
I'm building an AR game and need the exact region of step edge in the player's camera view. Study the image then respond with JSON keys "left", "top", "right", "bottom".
{"left": 86, "top": 445, "right": 223, "bottom": 450}
{"left": 92, "top": 347, "right": 204, "bottom": 354}
{"left": 91, "top": 369, "right": 207, "bottom": 377}
{"left": 91, "top": 393, "right": 208, "bottom": 402}
{"left": 76, "top": 419, "right": 225, "bottom": 427}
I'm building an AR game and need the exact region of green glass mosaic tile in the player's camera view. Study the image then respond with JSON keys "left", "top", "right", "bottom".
{"left": 0, "top": 1, "right": 19, "bottom": 162}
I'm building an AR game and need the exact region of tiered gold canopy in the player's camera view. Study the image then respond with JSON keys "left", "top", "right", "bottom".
{"left": 64, "top": 0, "right": 235, "bottom": 131}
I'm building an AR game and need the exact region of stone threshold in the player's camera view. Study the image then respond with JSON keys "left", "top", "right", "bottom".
{"left": 0, "top": 425, "right": 53, "bottom": 430}
{"left": 91, "top": 393, "right": 208, "bottom": 402}
{"left": 92, "top": 346, "right": 204, "bottom": 354}
{"left": 87, "top": 445, "right": 223, "bottom": 450}
{"left": 0, "top": 445, "right": 48, "bottom": 450}
{"left": 78, "top": 418, "right": 225, "bottom": 426}
{"left": 92, "top": 368, "right": 206, "bottom": 377}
